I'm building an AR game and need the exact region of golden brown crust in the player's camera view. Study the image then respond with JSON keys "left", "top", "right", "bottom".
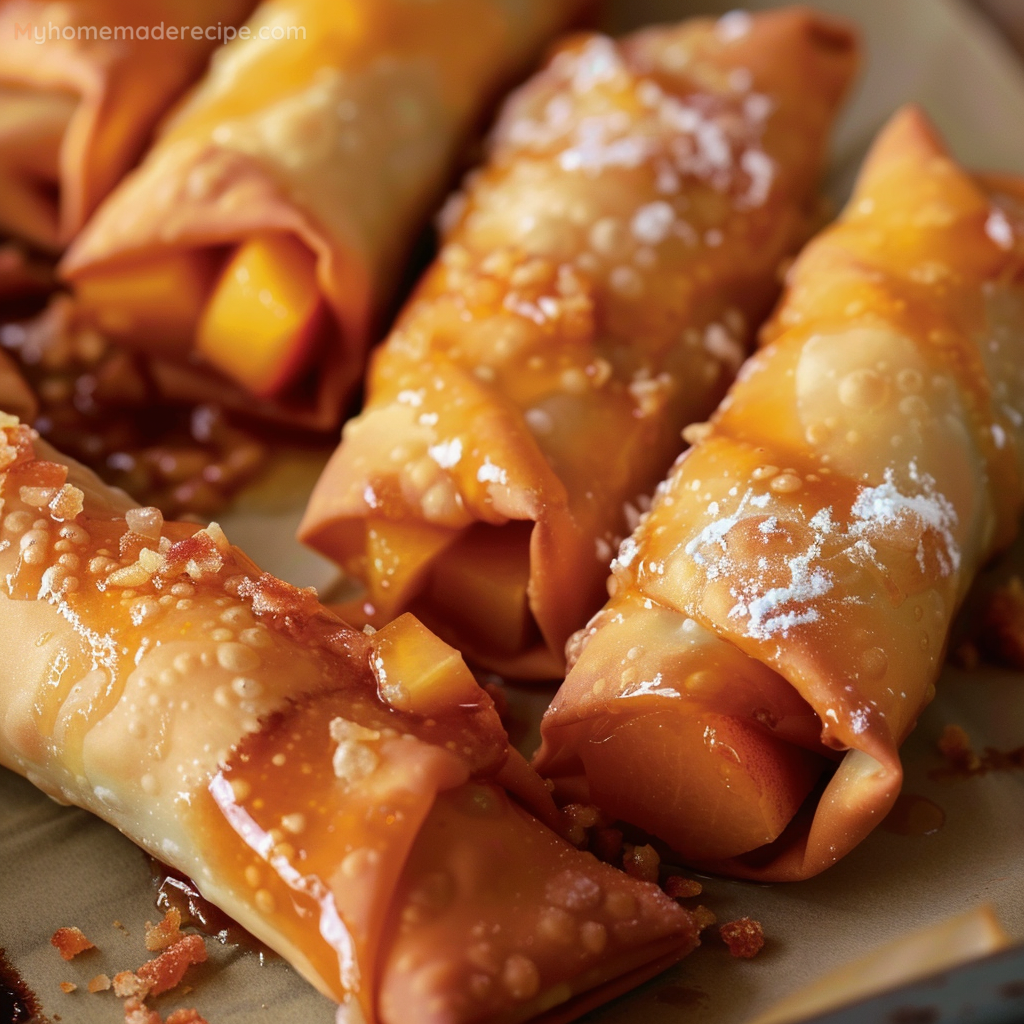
{"left": 59, "top": 0, "right": 589, "bottom": 427}
{"left": 300, "top": 8, "right": 859, "bottom": 675}
{"left": 536, "top": 106, "right": 1024, "bottom": 879}
{"left": 0, "top": 416, "right": 698, "bottom": 1022}
{"left": 0, "top": 0, "right": 257, "bottom": 247}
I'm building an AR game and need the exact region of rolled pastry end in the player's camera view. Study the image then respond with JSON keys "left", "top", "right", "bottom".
{"left": 536, "top": 596, "right": 830, "bottom": 863}
{"left": 69, "top": 231, "right": 336, "bottom": 400}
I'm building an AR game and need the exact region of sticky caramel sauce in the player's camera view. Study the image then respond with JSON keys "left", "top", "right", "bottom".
{"left": 0, "top": 948, "right": 46, "bottom": 1024}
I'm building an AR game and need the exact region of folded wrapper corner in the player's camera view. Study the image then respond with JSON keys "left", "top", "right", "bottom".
{"left": 0, "top": 413, "right": 698, "bottom": 1023}
{"left": 299, "top": 6, "right": 860, "bottom": 677}
{"left": 0, "top": 0, "right": 257, "bottom": 250}
{"left": 535, "top": 106, "right": 1024, "bottom": 880}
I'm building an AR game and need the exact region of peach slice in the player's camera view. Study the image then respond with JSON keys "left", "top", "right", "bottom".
{"left": 365, "top": 518, "right": 457, "bottom": 618}
{"left": 196, "top": 233, "right": 324, "bottom": 397}
{"left": 369, "top": 613, "right": 484, "bottom": 717}
{"left": 74, "top": 249, "right": 221, "bottom": 354}
{"left": 579, "top": 707, "right": 824, "bottom": 862}
{"left": 425, "top": 521, "right": 535, "bottom": 656}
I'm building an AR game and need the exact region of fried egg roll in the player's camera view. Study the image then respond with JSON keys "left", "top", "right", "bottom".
{"left": 0, "top": 414, "right": 697, "bottom": 1022}
{"left": 299, "top": 8, "right": 858, "bottom": 676}
{"left": 0, "top": 0, "right": 257, "bottom": 250}
{"left": 59, "top": 0, "right": 587, "bottom": 427}
{"left": 535, "top": 107, "right": 1024, "bottom": 880}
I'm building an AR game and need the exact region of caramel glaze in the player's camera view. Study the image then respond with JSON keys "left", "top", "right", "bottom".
{"left": 0, "top": 948, "right": 45, "bottom": 1024}
{"left": 0, "top": 418, "right": 697, "bottom": 1020}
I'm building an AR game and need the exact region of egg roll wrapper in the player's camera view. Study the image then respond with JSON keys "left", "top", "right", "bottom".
{"left": 299, "top": 8, "right": 859, "bottom": 676}
{"left": 59, "top": 0, "right": 588, "bottom": 428}
{"left": 0, "top": 0, "right": 257, "bottom": 250}
{"left": 0, "top": 416, "right": 697, "bottom": 1022}
{"left": 536, "top": 107, "right": 1024, "bottom": 880}
{"left": 0, "top": 347, "right": 35, "bottom": 420}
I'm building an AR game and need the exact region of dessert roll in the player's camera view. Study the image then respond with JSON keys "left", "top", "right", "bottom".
{"left": 59, "top": 0, "right": 587, "bottom": 428}
{"left": 299, "top": 8, "right": 859, "bottom": 677}
{"left": 0, "top": 0, "right": 257, "bottom": 250}
{"left": 0, "top": 415, "right": 697, "bottom": 1022}
{"left": 535, "top": 107, "right": 1024, "bottom": 880}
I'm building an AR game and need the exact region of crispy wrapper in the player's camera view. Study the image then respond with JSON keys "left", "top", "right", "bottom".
{"left": 59, "top": 0, "right": 588, "bottom": 428}
{"left": 299, "top": 7, "right": 859, "bottom": 677}
{"left": 0, "top": 0, "right": 257, "bottom": 250}
{"left": 0, "top": 346, "right": 35, "bottom": 419}
{"left": 0, "top": 414, "right": 697, "bottom": 1023}
{"left": 534, "top": 107, "right": 1024, "bottom": 880}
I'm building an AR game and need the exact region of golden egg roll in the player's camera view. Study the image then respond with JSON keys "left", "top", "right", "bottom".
{"left": 534, "top": 106, "right": 1024, "bottom": 880}
{"left": 298, "top": 8, "right": 859, "bottom": 677}
{"left": 0, "top": 0, "right": 257, "bottom": 250}
{"left": 0, "top": 413, "right": 697, "bottom": 1022}
{"left": 58, "top": 0, "right": 588, "bottom": 428}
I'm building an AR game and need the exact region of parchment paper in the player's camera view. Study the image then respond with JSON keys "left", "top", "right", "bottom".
{"left": 3, "top": 1, "right": 1024, "bottom": 1021}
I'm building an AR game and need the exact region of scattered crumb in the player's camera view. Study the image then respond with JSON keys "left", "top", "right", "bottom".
{"left": 136, "top": 934, "right": 207, "bottom": 998}
{"left": 123, "top": 997, "right": 162, "bottom": 1024}
{"left": 664, "top": 875, "right": 703, "bottom": 899}
{"left": 976, "top": 576, "right": 1024, "bottom": 668}
{"left": 51, "top": 926, "right": 95, "bottom": 960}
{"left": 720, "top": 917, "right": 765, "bottom": 958}
{"left": 113, "top": 971, "right": 149, "bottom": 1000}
{"left": 934, "top": 723, "right": 1024, "bottom": 778}
{"left": 623, "top": 843, "right": 660, "bottom": 883}
{"left": 938, "top": 724, "right": 981, "bottom": 772}
{"left": 145, "top": 909, "right": 184, "bottom": 952}
{"left": 59, "top": 981, "right": 77, "bottom": 994}
{"left": 563, "top": 803, "right": 605, "bottom": 846}
{"left": 88, "top": 974, "right": 112, "bottom": 993}
{"left": 166, "top": 1010, "right": 210, "bottom": 1024}
{"left": 692, "top": 905, "right": 717, "bottom": 932}
{"left": 113, "top": 921, "right": 130, "bottom": 935}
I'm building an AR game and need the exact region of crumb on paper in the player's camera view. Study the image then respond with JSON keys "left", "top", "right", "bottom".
{"left": 145, "top": 908, "right": 184, "bottom": 952}
{"left": 113, "top": 971, "right": 149, "bottom": 999}
{"left": 938, "top": 724, "right": 981, "bottom": 772}
{"left": 692, "top": 905, "right": 717, "bottom": 932}
{"left": 51, "top": 926, "right": 95, "bottom": 960}
{"left": 165, "top": 1010, "right": 210, "bottom": 1024}
{"left": 136, "top": 934, "right": 207, "bottom": 998}
{"left": 978, "top": 575, "right": 1024, "bottom": 668}
{"left": 664, "top": 874, "right": 703, "bottom": 899}
{"left": 88, "top": 974, "right": 111, "bottom": 993}
{"left": 720, "top": 917, "right": 765, "bottom": 958}
{"left": 123, "top": 997, "right": 162, "bottom": 1024}
{"left": 59, "top": 981, "right": 77, "bottom": 993}
{"left": 623, "top": 843, "right": 660, "bottom": 883}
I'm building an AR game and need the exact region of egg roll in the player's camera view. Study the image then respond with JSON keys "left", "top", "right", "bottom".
{"left": 534, "top": 107, "right": 1024, "bottom": 880}
{"left": 0, "top": 0, "right": 257, "bottom": 250}
{"left": 0, "top": 413, "right": 697, "bottom": 1022}
{"left": 58, "top": 0, "right": 588, "bottom": 428}
{"left": 298, "top": 8, "right": 859, "bottom": 677}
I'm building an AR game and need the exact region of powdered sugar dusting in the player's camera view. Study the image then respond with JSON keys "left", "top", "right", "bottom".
{"left": 501, "top": 34, "right": 776, "bottom": 209}
{"left": 681, "top": 463, "right": 960, "bottom": 641}
{"left": 850, "top": 462, "right": 960, "bottom": 575}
